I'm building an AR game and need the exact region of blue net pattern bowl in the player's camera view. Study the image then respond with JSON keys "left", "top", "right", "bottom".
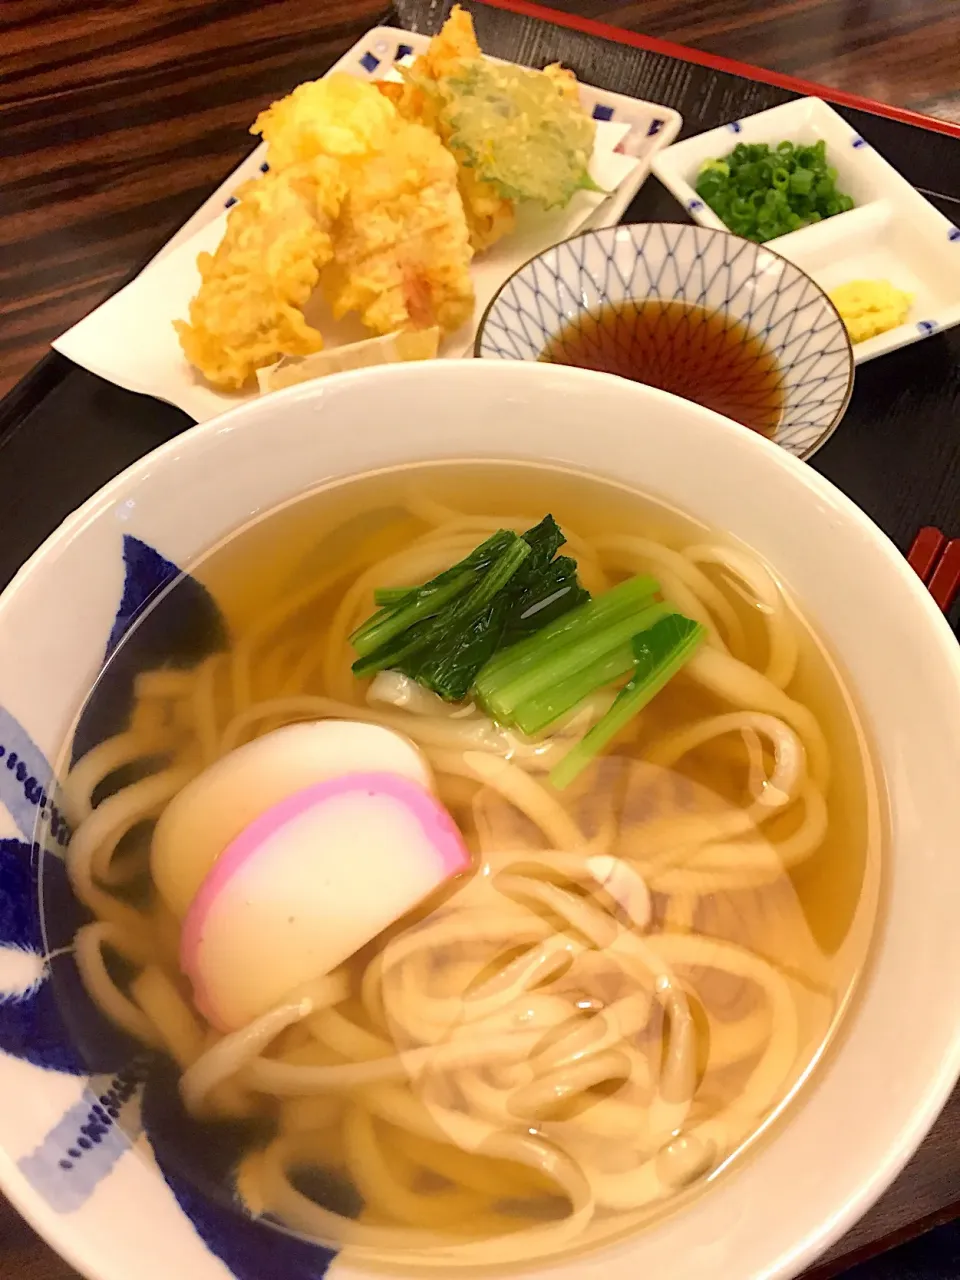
{"left": 476, "top": 223, "right": 854, "bottom": 459}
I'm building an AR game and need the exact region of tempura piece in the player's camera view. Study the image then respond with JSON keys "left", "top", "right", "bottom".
{"left": 176, "top": 74, "right": 395, "bottom": 391}
{"left": 419, "top": 2, "right": 481, "bottom": 78}
{"left": 254, "top": 74, "right": 398, "bottom": 168}
{"left": 174, "top": 158, "right": 346, "bottom": 391}
{"left": 175, "top": 75, "right": 474, "bottom": 390}
{"left": 324, "top": 123, "right": 475, "bottom": 337}
{"left": 379, "top": 6, "right": 515, "bottom": 251}
{"left": 542, "top": 61, "right": 581, "bottom": 102}
{"left": 423, "top": 57, "right": 600, "bottom": 209}
{"left": 454, "top": 166, "right": 517, "bottom": 253}
{"left": 254, "top": 73, "right": 474, "bottom": 334}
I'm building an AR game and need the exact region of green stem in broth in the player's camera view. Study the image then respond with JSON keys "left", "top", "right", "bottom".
{"left": 479, "top": 596, "right": 666, "bottom": 724}
{"left": 550, "top": 614, "right": 706, "bottom": 790}
{"left": 352, "top": 571, "right": 475, "bottom": 658}
{"left": 473, "top": 574, "right": 657, "bottom": 702}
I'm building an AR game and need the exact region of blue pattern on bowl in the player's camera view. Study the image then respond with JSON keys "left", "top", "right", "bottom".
{"left": 71, "top": 535, "right": 226, "bottom": 764}
{"left": 476, "top": 223, "right": 854, "bottom": 459}
{"left": 0, "top": 708, "right": 69, "bottom": 848}
{"left": 0, "top": 534, "right": 225, "bottom": 1077}
{"left": 0, "top": 539, "right": 330, "bottom": 1278}
{"left": 159, "top": 1159, "right": 335, "bottom": 1280}
{"left": 0, "top": 839, "right": 85, "bottom": 1074}
{"left": 18, "top": 1065, "right": 147, "bottom": 1207}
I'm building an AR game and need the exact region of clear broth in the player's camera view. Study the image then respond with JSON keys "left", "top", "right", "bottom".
{"left": 51, "top": 461, "right": 881, "bottom": 1265}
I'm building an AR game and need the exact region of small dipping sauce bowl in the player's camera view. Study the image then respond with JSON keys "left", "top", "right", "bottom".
{"left": 476, "top": 222, "right": 853, "bottom": 459}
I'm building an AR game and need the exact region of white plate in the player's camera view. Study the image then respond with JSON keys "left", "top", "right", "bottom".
{"left": 52, "top": 24, "right": 682, "bottom": 422}
{"left": 652, "top": 96, "right": 960, "bottom": 363}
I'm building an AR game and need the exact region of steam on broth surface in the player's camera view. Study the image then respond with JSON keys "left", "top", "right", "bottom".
{"left": 53, "top": 462, "right": 880, "bottom": 1267}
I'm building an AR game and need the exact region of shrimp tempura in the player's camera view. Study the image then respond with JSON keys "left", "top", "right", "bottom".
{"left": 175, "top": 75, "right": 475, "bottom": 390}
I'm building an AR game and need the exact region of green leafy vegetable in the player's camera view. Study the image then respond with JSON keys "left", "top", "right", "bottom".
{"left": 351, "top": 529, "right": 515, "bottom": 659}
{"left": 373, "top": 586, "right": 417, "bottom": 607}
{"left": 473, "top": 573, "right": 658, "bottom": 715}
{"left": 694, "top": 139, "right": 854, "bottom": 243}
{"left": 511, "top": 628, "right": 650, "bottom": 736}
{"left": 351, "top": 571, "right": 475, "bottom": 659}
{"left": 549, "top": 613, "right": 706, "bottom": 790}
{"left": 407, "top": 59, "right": 602, "bottom": 209}
{"left": 352, "top": 534, "right": 531, "bottom": 695}
{"left": 479, "top": 596, "right": 667, "bottom": 726}
{"left": 352, "top": 519, "right": 706, "bottom": 781}
{"left": 351, "top": 516, "right": 590, "bottom": 701}
{"left": 499, "top": 515, "right": 590, "bottom": 645}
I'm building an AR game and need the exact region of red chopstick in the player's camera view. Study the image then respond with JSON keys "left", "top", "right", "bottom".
{"left": 908, "top": 527, "right": 960, "bottom": 615}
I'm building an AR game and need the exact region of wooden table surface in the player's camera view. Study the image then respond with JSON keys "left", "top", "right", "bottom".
{"left": 2, "top": 1, "right": 959, "bottom": 1277}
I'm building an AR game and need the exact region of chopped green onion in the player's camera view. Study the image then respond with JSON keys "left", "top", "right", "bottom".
{"left": 549, "top": 614, "right": 706, "bottom": 790}
{"left": 694, "top": 139, "right": 854, "bottom": 243}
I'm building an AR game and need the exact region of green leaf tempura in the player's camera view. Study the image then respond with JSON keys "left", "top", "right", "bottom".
{"left": 407, "top": 59, "right": 601, "bottom": 209}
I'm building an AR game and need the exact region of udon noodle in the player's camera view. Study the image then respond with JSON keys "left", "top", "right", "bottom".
{"left": 54, "top": 463, "right": 879, "bottom": 1267}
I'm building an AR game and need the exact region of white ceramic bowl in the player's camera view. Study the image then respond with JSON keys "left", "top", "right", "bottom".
{"left": 475, "top": 224, "right": 853, "bottom": 460}
{"left": 1, "top": 360, "right": 959, "bottom": 1280}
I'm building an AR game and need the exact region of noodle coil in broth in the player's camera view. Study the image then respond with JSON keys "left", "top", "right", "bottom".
{"left": 53, "top": 462, "right": 880, "bottom": 1267}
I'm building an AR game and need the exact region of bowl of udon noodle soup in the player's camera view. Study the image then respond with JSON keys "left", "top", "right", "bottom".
{"left": 1, "top": 361, "right": 960, "bottom": 1280}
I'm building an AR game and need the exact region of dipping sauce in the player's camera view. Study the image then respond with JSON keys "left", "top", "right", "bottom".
{"left": 540, "top": 299, "right": 785, "bottom": 436}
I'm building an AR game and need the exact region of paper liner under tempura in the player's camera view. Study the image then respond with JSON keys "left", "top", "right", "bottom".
{"left": 54, "top": 121, "right": 645, "bottom": 422}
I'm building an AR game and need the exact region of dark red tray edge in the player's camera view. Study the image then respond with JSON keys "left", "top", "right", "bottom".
{"left": 477, "top": 0, "right": 960, "bottom": 141}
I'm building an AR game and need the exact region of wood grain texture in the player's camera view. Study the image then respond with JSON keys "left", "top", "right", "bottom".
{"left": 0, "top": 0, "right": 389, "bottom": 399}
{"left": 517, "top": 0, "right": 960, "bottom": 122}
{"left": 2, "top": 0, "right": 959, "bottom": 400}
{"left": 1, "top": 2, "right": 959, "bottom": 1279}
